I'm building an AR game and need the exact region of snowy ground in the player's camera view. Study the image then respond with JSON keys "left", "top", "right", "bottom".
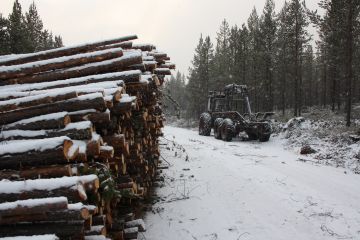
{"left": 143, "top": 126, "right": 360, "bottom": 240}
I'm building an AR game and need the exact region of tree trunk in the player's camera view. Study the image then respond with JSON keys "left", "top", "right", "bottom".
{"left": 0, "top": 35, "right": 137, "bottom": 66}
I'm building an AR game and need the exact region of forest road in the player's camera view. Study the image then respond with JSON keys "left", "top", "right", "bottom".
{"left": 143, "top": 126, "right": 360, "bottom": 240}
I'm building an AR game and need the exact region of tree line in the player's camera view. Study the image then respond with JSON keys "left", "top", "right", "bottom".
{"left": 165, "top": 0, "right": 360, "bottom": 126}
{"left": 0, "top": 0, "right": 63, "bottom": 55}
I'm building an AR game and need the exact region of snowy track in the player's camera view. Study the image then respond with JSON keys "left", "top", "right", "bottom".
{"left": 144, "top": 126, "right": 360, "bottom": 240}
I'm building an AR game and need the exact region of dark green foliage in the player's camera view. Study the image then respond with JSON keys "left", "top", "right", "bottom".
{"left": 182, "top": 0, "right": 360, "bottom": 126}
{"left": 0, "top": 0, "right": 64, "bottom": 55}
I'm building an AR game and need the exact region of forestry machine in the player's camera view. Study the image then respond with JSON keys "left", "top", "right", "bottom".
{"left": 198, "top": 84, "right": 273, "bottom": 142}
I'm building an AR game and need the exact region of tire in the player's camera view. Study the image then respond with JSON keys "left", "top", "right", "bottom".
{"left": 246, "top": 132, "right": 258, "bottom": 140}
{"left": 199, "top": 112, "right": 212, "bottom": 136}
{"left": 259, "top": 134, "right": 271, "bottom": 142}
{"left": 221, "top": 118, "right": 235, "bottom": 142}
{"left": 258, "top": 123, "right": 272, "bottom": 142}
{"left": 214, "top": 118, "right": 224, "bottom": 139}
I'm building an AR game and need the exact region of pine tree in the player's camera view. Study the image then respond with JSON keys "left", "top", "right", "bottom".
{"left": 8, "top": 0, "right": 29, "bottom": 53}
{"left": 287, "top": 0, "right": 310, "bottom": 116}
{"left": 25, "top": 1, "right": 44, "bottom": 52}
{"left": 212, "top": 19, "right": 231, "bottom": 89}
{"left": 247, "top": 8, "right": 262, "bottom": 111}
{"left": 260, "top": 0, "right": 277, "bottom": 111}
{"left": 274, "top": 1, "right": 292, "bottom": 114}
{"left": 54, "top": 35, "right": 64, "bottom": 48}
{"left": 187, "top": 35, "right": 214, "bottom": 119}
{"left": 0, "top": 14, "right": 10, "bottom": 54}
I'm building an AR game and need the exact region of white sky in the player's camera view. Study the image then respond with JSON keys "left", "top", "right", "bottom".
{"left": 0, "top": 0, "right": 320, "bottom": 76}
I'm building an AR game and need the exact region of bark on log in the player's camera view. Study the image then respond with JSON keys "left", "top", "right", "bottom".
{"left": 0, "top": 122, "right": 93, "bottom": 141}
{"left": 2, "top": 52, "right": 143, "bottom": 85}
{"left": 0, "top": 35, "right": 137, "bottom": 66}
{"left": 0, "top": 94, "right": 106, "bottom": 125}
{"left": 0, "top": 91, "right": 78, "bottom": 112}
{"left": 102, "top": 134, "right": 126, "bottom": 154}
{"left": 0, "top": 165, "right": 73, "bottom": 180}
{"left": 0, "top": 207, "right": 90, "bottom": 224}
{"left": 0, "top": 183, "right": 87, "bottom": 204}
{"left": 4, "top": 112, "right": 71, "bottom": 131}
{"left": 154, "top": 68, "right": 171, "bottom": 75}
{"left": 0, "top": 138, "right": 76, "bottom": 170}
{"left": 0, "top": 48, "right": 124, "bottom": 80}
{"left": 0, "top": 221, "right": 84, "bottom": 238}
{"left": 0, "top": 197, "right": 68, "bottom": 217}
{"left": 96, "top": 41, "right": 133, "bottom": 51}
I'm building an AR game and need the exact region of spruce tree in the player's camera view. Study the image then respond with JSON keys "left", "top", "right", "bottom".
{"left": 8, "top": 0, "right": 28, "bottom": 53}
{"left": 25, "top": 1, "right": 44, "bottom": 52}
{"left": 260, "top": 0, "right": 277, "bottom": 111}
{"left": 212, "top": 19, "right": 231, "bottom": 89}
{"left": 54, "top": 35, "right": 64, "bottom": 48}
{"left": 287, "top": 0, "right": 310, "bottom": 116}
{"left": 0, "top": 14, "right": 10, "bottom": 54}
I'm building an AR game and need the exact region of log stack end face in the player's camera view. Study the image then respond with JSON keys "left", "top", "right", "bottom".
{"left": 0, "top": 35, "right": 174, "bottom": 239}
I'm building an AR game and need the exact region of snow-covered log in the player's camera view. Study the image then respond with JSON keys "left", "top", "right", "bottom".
{"left": 3, "top": 51, "right": 143, "bottom": 85}
{"left": 3, "top": 112, "right": 71, "bottom": 131}
{"left": 0, "top": 48, "right": 124, "bottom": 80}
{"left": 0, "top": 221, "right": 85, "bottom": 238}
{"left": 154, "top": 67, "right": 172, "bottom": 75}
{"left": 0, "top": 93, "right": 106, "bottom": 125}
{"left": 0, "top": 197, "right": 68, "bottom": 217}
{"left": 0, "top": 91, "right": 78, "bottom": 112}
{"left": 0, "top": 137, "right": 77, "bottom": 169}
{"left": 0, "top": 165, "right": 73, "bottom": 180}
{"left": 0, "top": 35, "right": 137, "bottom": 66}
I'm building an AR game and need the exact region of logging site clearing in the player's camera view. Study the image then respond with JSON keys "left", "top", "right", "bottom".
{"left": 143, "top": 126, "right": 360, "bottom": 240}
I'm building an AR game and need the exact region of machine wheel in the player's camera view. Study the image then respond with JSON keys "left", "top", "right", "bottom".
{"left": 221, "top": 118, "right": 235, "bottom": 142}
{"left": 214, "top": 118, "right": 224, "bottom": 139}
{"left": 246, "top": 132, "right": 258, "bottom": 140}
{"left": 199, "top": 112, "right": 212, "bottom": 136}
{"left": 259, "top": 134, "right": 271, "bottom": 142}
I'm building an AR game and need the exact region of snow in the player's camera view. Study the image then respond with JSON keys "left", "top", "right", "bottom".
{"left": 66, "top": 50, "right": 142, "bottom": 72}
{"left": 0, "top": 70, "right": 138, "bottom": 93}
{"left": 0, "top": 136, "right": 69, "bottom": 156}
{"left": 143, "top": 56, "right": 155, "bottom": 61}
{"left": 144, "top": 126, "right": 360, "bottom": 240}
{"left": 0, "top": 34, "right": 137, "bottom": 65}
{"left": 100, "top": 145, "right": 114, "bottom": 151}
{"left": 0, "top": 197, "right": 67, "bottom": 211}
{"left": 125, "top": 219, "right": 146, "bottom": 232}
{"left": 0, "top": 48, "right": 123, "bottom": 74}
{"left": 72, "top": 140, "right": 87, "bottom": 154}
{"left": 68, "top": 109, "right": 96, "bottom": 115}
{"left": 0, "top": 90, "right": 76, "bottom": 107}
{"left": 77, "top": 92, "right": 103, "bottom": 101}
{"left": 67, "top": 202, "right": 97, "bottom": 211}
{"left": 123, "top": 227, "right": 138, "bottom": 234}
{"left": 62, "top": 121, "right": 92, "bottom": 131}
{"left": 104, "top": 87, "right": 123, "bottom": 96}
{"left": 5, "top": 112, "right": 68, "bottom": 128}
{"left": 0, "top": 129, "right": 47, "bottom": 138}
{"left": 0, "top": 235, "right": 59, "bottom": 240}
{"left": 0, "top": 175, "right": 98, "bottom": 194}
{"left": 84, "top": 236, "right": 108, "bottom": 240}
{"left": 141, "top": 75, "right": 153, "bottom": 83}
{"left": 120, "top": 94, "right": 136, "bottom": 103}
{"left": 23, "top": 80, "right": 123, "bottom": 97}
{"left": 91, "top": 132, "right": 101, "bottom": 142}
{"left": 104, "top": 95, "right": 113, "bottom": 102}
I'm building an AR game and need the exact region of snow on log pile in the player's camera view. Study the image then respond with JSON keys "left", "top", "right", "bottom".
{"left": 0, "top": 35, "right": 173, "bottom": 239}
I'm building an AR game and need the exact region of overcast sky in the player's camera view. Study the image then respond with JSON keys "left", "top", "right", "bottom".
{"left": 0, "top": 0, "right": 320, "bottom": 76}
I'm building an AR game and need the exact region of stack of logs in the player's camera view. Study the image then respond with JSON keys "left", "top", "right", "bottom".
{"left": 0, "top": 35, "right": 174, "bottom": 240}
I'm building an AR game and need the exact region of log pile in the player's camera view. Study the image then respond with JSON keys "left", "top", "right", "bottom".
{"left": 0, "top": 35, "right": 173, "bottom": 239}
